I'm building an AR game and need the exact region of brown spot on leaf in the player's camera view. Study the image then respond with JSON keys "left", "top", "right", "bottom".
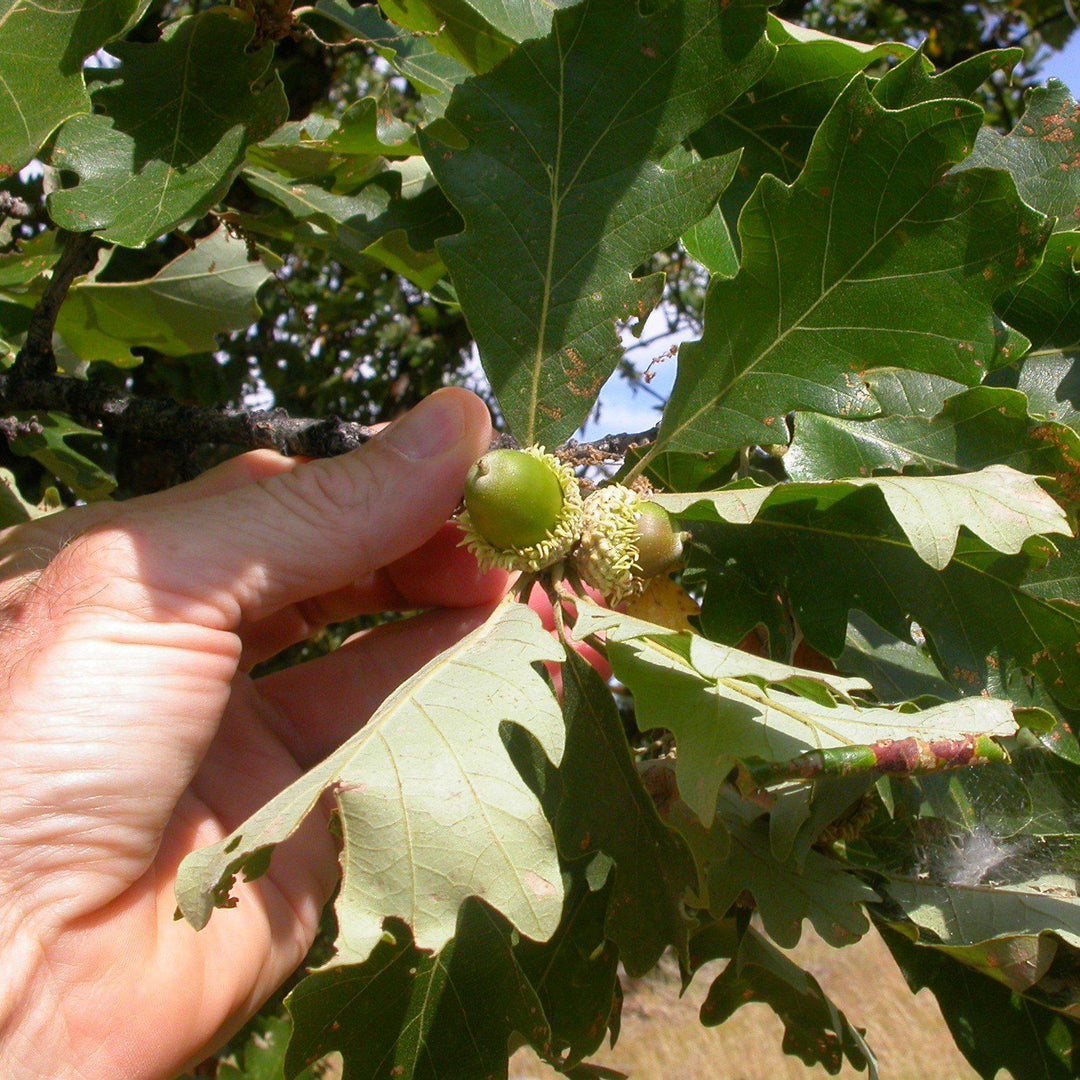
{"left": 563, "top": 347, "right": 585, "bottom": 380}
{"left": 1031, "top": 424, "right": 1080, "bottom": 505}
{"left": 640, "top": 761, "right": 679, "bottom": 815}
{"left": 951, "top": 666, "right": 980, "bottom": 685}
{"left": 1040, "top": 112, "right": 1075, "bottom": 143}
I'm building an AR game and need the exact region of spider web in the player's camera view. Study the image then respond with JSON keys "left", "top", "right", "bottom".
{"left": 883, "top": 747, "right": 1080, "bottom": 895}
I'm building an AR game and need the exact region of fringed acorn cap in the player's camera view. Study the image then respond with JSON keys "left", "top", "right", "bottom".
{"left": 573, "top": 485, "right": 644, "bottom": 605}
{"left": 573, "top": 487, "right": 689, "bottom": 604}
{"left": 458, "top": 446, "right": 583, "bottom": 573}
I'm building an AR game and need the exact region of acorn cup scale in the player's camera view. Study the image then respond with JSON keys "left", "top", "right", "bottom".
{"left": 455, "top": 445, "right": 687, "bottom": 597}
{"left": 573, "top": 487, "right": 689, "bottom": 605}
{"left": 458, "top": 446, "right": 583, "bottom": 573}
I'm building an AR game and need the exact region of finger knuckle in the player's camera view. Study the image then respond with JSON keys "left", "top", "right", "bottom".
{"left": 266, "top": 454, "right": 380, "bottom": 534}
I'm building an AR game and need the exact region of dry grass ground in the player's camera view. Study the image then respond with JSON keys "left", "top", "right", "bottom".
{"left": 510, "top": 926, "right": 980, "bottom": 1080}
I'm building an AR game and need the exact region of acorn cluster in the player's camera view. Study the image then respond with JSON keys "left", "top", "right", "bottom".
{"left": 458, "top": 446, "right": 688, "bottom": 604}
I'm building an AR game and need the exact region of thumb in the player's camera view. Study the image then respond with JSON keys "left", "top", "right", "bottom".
{"left": 47, "top": 388, "right": 493, "bottom": 629}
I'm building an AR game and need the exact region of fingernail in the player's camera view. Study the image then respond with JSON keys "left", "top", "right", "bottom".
{"left": 381, "top": 389, "right": 467, "bottom": 461}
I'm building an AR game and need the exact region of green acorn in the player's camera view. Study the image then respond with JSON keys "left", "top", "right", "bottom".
{"left": 458, "top": 446, "right": 582, "bottom": 572}
{"left": 632, "top": 500, "right": 687, "bottom": 578}
{"left": 573, "top": 486, "right": 687, "bottom": 604}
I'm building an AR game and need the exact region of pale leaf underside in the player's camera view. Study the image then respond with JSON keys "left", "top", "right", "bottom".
{"left": 176, "top": 602, "right": 567, "bottom": 965}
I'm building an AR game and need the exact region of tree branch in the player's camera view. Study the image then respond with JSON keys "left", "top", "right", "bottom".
{"left": 0, "top": 368, "right": 659, "bottom": 463}
{"left": 0, "top": 369, "right": 380, "bottom": 456}
{"left": 1004, "top": 10, "right": 1072, "bottom": 49}
{"left": 1, "top": 227, "right": 660, "bottom": 467}
{"left": 11, "top": 231, "right": 100, "bottom": 381}
{"left": 556, "top": 425, "right": 660, "bottom": 465}
{"left": 0, "top": 191, "right": 33, "bottom": 222}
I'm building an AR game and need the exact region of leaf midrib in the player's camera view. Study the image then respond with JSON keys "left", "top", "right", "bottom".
{"left": 517, "top": 0, "right": 727, "bottom": 441}
{"left": 326, "top": 601, "right": 557, "bottom": 943}
{"left": 636, "top": 105, "right": 977, "bottom": 474}
{"left": 528, "top": 13, "right": 565, "bottom": 445}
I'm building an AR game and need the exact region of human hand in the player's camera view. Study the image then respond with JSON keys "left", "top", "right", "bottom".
{"left": 0, "top": 389, "right": 507, "bottom": 1079}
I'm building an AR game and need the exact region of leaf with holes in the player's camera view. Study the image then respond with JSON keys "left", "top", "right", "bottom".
{"left": 700, "top": 926, "right": 878, "bottom": 1076}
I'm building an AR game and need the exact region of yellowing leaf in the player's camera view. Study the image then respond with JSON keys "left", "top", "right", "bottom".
{"left": 624, "top": 575, "right": 700, "bottom": 632}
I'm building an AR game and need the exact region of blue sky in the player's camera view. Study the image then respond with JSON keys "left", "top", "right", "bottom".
{"left": 1042, "top": 31, "right": 1080, "bottom": 90}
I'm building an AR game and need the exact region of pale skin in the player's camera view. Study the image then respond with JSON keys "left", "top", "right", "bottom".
{"left": 0, "top": 388, "right": 520, "bottom": 1079}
